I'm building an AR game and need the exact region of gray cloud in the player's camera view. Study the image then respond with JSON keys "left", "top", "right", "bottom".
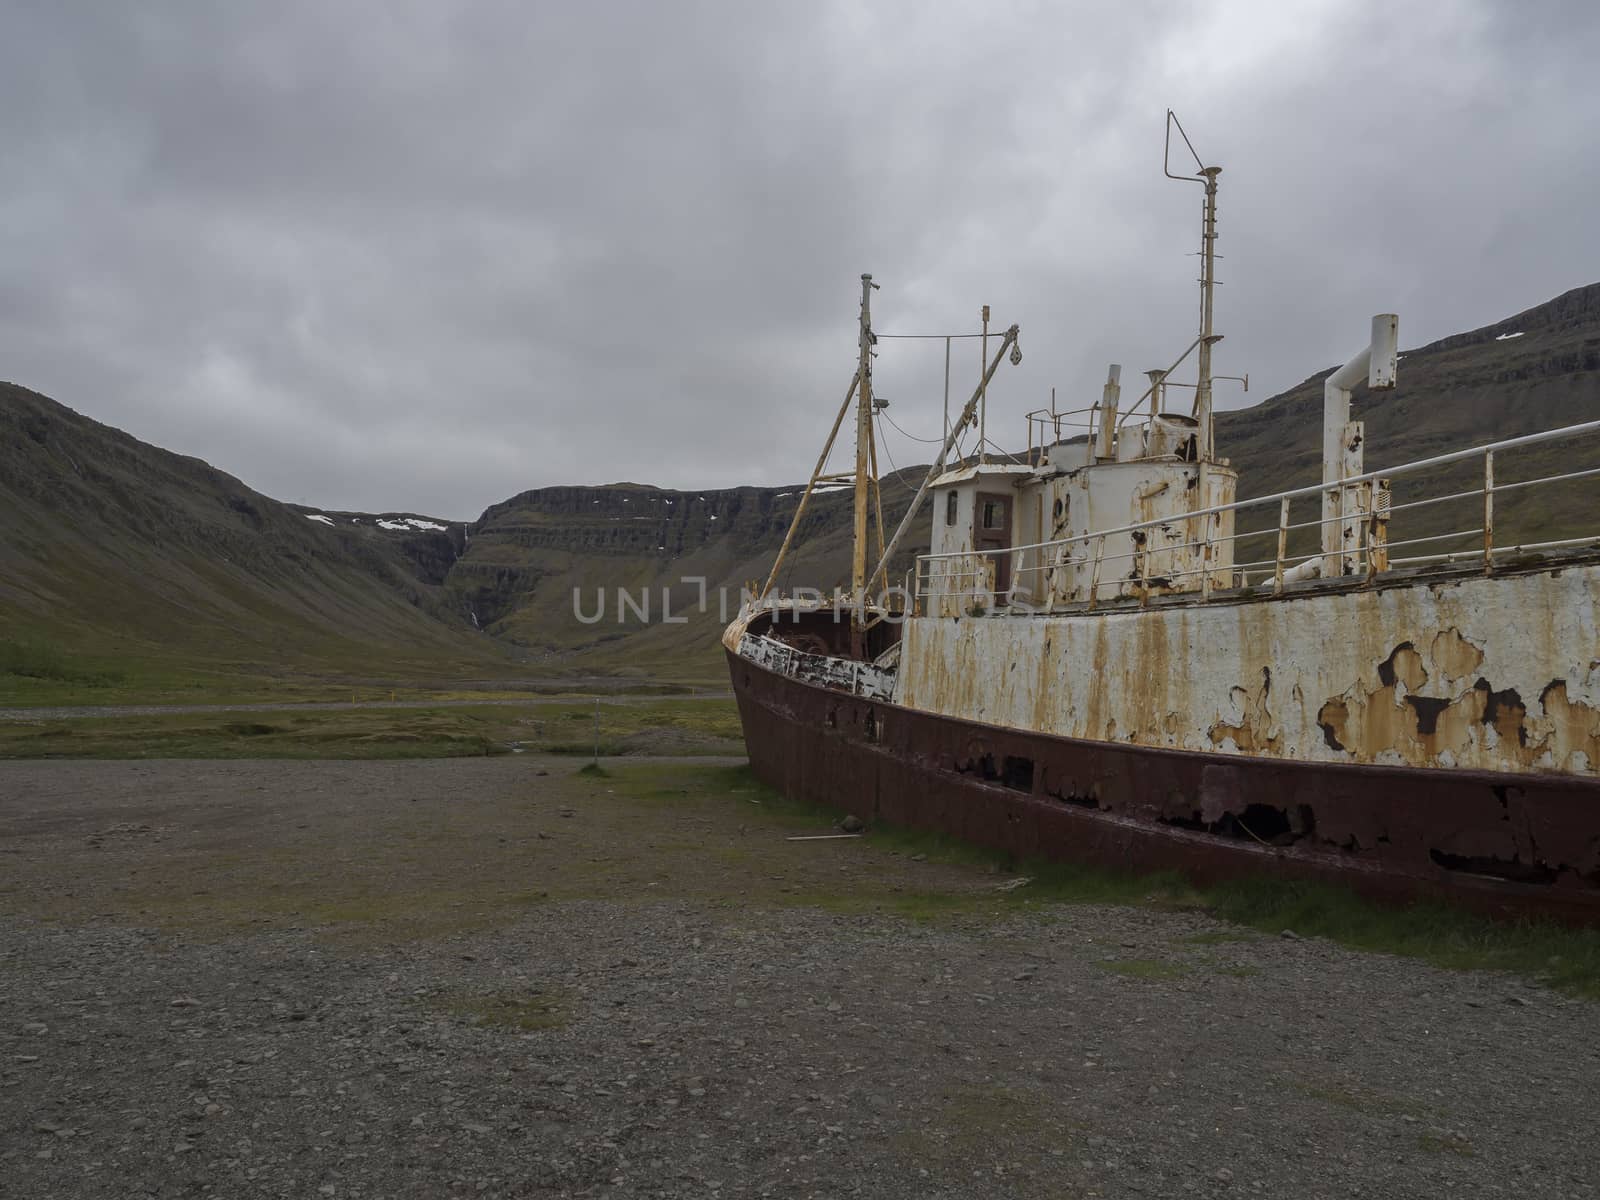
{"left": 3, "top": 0, "right": 1597, "bottom": 517}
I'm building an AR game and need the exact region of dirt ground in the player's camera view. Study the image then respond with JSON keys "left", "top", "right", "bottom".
{"left": 1, "top": 757, "right": 1596, "bottom": 1198}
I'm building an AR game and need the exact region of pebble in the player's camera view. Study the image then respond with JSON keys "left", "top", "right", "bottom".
{"left": 2, "top": 758, "right": 1595, "bottom": 1200}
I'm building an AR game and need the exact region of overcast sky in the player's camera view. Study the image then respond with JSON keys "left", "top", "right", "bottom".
{"left": 3, "top": 1, "right": 1596, "bottom": 518}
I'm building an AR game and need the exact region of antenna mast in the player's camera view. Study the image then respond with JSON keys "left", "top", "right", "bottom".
{"left": 1164, "top": 110, "right": 1221, "bottom": 459}
{"left": 851, "top": 274, "right": 878, "bottom": 627}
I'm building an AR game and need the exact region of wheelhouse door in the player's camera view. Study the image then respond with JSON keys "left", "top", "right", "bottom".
{"left": 974, "top": 491, "right": 1014, "bottom": 602}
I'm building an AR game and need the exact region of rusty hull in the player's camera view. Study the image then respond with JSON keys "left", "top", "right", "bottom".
{"left": 896, "top": 561, "right": 1600, "bottom": 779}
{"left": 728, "top": 647, "right": 1600, "bottom": 923}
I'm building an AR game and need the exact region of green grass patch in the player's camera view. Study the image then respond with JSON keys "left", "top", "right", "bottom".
{"left": 0, "top": 697, "right": 743, "bottom": 761}
{"left": 523, "top": 698, "right": 742, "bottom": 755}
{"left": 1096, "top": 958, "right": 1190, "bottom": 981}
{"left": 1205, "top": 875, "right": 1600, "bottom": 997}
{"left": 1417, "top": 1133, "right": 1475, "bottom": 1157}
{"left": 1181, "top": 930, "right": 1260, "bottom": 946}
{"left": 677, "top": 766, "right": 1600, "bottom": 997}
{"left": 0, "top": 635, "right": 125, "bottom": 688}
{"left": 1294, "top": 1081, "right": 1426, "bottom": 1118}
{"left": 0, "top": 706, "right": 518, "bottom": 760}
{"left": 786, "top": 887, "right": 995, "bottom": 922}
{"left": 547, "top": 741, "right": 629, "bottom": 757}
{"left": 436, "top": 988, "right": 572, "bottom": 1032}
{"left": 0, "top": 591, "right": 728, "bottom": 709}
{"left": 891, "top": 1083, "right": 1073, "bottom": 1168}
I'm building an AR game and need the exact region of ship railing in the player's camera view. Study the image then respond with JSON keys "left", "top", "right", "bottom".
{"left": 739, "top": 588, "right": 912, "bottom": 620}
{"left": 1023, "top": 336, "right": 1247, "bottom": 458}
{"left": 1023, "top": 406, "right": 1098, "bottom": 457}
{"left": 738, "top": 633, "right": 897, "bottom": 700}
{"left": 913, "top": 418, "right": 1600, "bottom": 615}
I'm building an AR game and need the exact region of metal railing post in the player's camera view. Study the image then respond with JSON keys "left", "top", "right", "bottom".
{"left": 1274, "top": 496, "right": 1290, "bottom": 594}
{"left": 1359, "top": 485, "right": 1377, "bottom": 582}
{"left": 1087, "top": 536, "right": 1105, "bottom": 611}
{"left": 1483, "top": 449, "right": 1495, "bottom": 574}
{"left": 909, "top": 419, "right": 1597, "bottom": 606}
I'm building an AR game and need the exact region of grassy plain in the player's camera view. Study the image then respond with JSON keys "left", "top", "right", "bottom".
{"left": 0, "top": 697, "right": 742, "bottom": 760}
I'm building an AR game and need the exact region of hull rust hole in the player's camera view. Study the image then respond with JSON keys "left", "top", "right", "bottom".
{"left": 1429, "top": 849, "right": 1557, "bottom": 886}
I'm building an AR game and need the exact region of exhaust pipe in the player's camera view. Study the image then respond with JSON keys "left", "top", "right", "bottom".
{"left": 1322, "top": 314, "right": 1398, "bottom": 573}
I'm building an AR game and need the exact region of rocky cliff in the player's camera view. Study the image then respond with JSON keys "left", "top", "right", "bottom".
{"left": 1215, "top": 282, "right": 1600, "bottom": 554}
{"left": 2, "top": 281, "right": 1595, "bottom": 685}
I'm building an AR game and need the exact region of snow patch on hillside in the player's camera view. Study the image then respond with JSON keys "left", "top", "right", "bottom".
{"left": 377, "top": 517, "right": 449, "bottom": 532}
{"left": 304, "top": 514, "right": 335, "bottom": 526}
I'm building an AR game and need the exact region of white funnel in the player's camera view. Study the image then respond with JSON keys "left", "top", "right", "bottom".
{"left": 1322, "top": 314, "right": 1399, "bottom": 572}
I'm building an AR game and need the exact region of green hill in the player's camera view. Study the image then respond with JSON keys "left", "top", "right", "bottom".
{"left": 2, "top": 281, "right": 1596, "bottom": 701}
{"left": 0, "top": 382, "right": 502, "bottom": 703}
{"left": 1215, "top": 282, "right": 1600, "bottom": 563}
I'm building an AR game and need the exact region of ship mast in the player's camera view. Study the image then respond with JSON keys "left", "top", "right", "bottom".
{"left": 1165, "top": 110, "right": 1220, "bottom": 459}
{"left": 757, "top": 276, "right": 884, "bottom": 611}
{"left": 1195, "top": 165, "right": 1220, "bottom": 459}
{"left": 851, "top": 274, "right": 878, "bottom": 629}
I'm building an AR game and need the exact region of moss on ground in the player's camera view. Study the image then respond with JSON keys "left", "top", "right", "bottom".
{"left": 6, "top": 754, "right": 1599, "bottom": 998}
{"left": 437, "top": 989, "right": 573, "bottom": 1032}
{"left": 1096, "top": 958, "right": 1191, "bottom": 981}
{"left": 0, "top": 697, "right": 742, "bottom": 760}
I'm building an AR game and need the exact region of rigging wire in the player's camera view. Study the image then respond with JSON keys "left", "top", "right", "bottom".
{"left": 875, "top": 331, "right": 992, "bottom": 340}
{"left": 872, "top": 412, "right": 923, "bottom": 494}
{"left": 988, "top": 444, "right": 1031, "bottom": 467}
{"left": 879, "top": 410, "right": 945, "bottom": 445}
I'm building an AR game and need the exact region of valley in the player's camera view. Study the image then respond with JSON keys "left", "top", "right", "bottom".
{"left": 3, "top": 281, "right": 1598, "bottom": 707}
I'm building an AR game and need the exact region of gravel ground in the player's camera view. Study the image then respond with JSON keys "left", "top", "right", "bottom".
{"left": 1, "top": 758, "right": 1596, "bottom": 1198}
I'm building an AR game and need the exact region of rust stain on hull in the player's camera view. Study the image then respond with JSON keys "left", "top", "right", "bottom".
{"left": 1318, "top": 635, "right": 1600, "bottom": 773}
{"left": 730, "top": 648, "right": 1600, "bottom": 924}
{"left": 895, "top": 563, "right": 1600, "bottom": 778}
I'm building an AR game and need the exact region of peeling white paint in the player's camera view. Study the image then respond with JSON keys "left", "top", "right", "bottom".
{"left": 740, "top": 634, "right": 895, "bottom": 700}
{"left": 895, "top": 564, "right": 1600, "bottom": 777}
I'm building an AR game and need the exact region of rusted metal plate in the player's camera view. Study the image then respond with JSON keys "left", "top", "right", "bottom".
{"left": 897, "top": 561, "right": 1600, "bottom": 779}
{"left": 729, "top": 648, "right": 1600, "bottom": 924}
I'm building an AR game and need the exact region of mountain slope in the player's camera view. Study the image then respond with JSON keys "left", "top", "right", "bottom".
{"left": 2, "top": 281, "right": 1596, "bottom": 695}
{"left": 1215, "top": 282, "right": 1600, "bottom": 554}
{"left": 445, "top": 478, "right": 928, "bottom": 677}
{"left": 0, "top": 382, "right": 502, "bottom": 696}
{"left": 453, "top": 283, "right": 1600, "bottom": 672}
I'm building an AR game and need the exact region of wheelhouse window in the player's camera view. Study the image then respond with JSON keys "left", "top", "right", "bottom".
{"left": 945, "top": 491, "right": 958, "bottom": 526}
{"left": 982, "top": 500, "right": 1003, "bottom": 530}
